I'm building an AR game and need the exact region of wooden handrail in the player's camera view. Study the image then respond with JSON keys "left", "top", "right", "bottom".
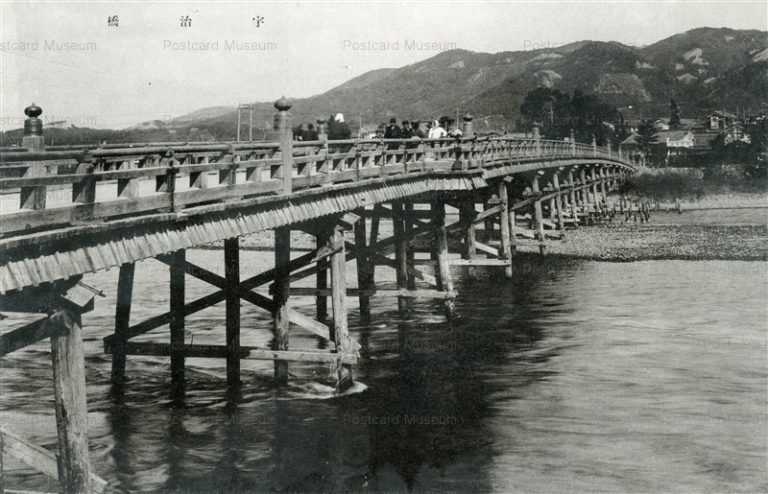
{"left": 0, "top": 136, "right": 635, "bottom": 238}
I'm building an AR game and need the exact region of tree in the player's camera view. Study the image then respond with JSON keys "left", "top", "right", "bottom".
{"left": 669, "top": 99, "right": 681, "bottom": 129}
{"left": 636, "top": 119, "right": 661, "bottom": 165}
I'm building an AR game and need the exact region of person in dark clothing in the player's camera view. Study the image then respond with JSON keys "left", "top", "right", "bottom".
{"left": 414, "top": 120, "right": 427, "bottom": 138}
{"left": 305, "top": 123, "right": 319, "bottom": 141}
{"left": 384, "top": 118, "right": 401, "bottom": 139}
{"left": 327, "top": 113, "right": 351, "bottom": 140}
{"left": 401, "top": 120, "right": 414, "bottom": 139}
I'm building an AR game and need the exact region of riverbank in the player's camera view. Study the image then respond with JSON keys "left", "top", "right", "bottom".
{"left": 514, "top": 209, "right": 767, "bottom": 261}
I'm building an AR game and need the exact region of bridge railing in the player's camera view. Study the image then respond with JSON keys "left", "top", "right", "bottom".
{"left": 0, "top": 132, "right": 632, "bottom": 238}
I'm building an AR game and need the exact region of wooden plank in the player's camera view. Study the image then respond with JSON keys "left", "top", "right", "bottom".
{"left": 0, "top": 317, "right": 52, "bottom": 357}
{"left": 449, "top": 259, "right": 513, "bottom": 266}
{"left": 0, "top": 427, "right": 58, "bottom": 479}
{"left": 286, "top": 309, "right": 330, "bottom": 340}
{"left": 472, "top": 204, "right": 503, "bottom": 224}
{"left": 474, "top": 240, "right": 499, "bottom": 258}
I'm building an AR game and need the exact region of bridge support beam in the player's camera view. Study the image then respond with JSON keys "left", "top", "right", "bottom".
{"left": 329, "top": 224, "right": 353, "bottom": 391}
{"left": 432, "top": 196, "right": 455, "bottom": 315}
{"left": 498, "top": 180, "right": 513, "bottom": 278}
{"left": 273, "top": 228, "right": 291, "bottom": 385}
{"left": 169, "top": 249, "right": 186, "bottom": 393}
{"left": 531, "top": 175, "right": 545, "bottom": 255}
{"left": 50, "top": 306, "right": 94, "bottom": 494}
{"left": 315, "top": 234, "right": 328, "bottom": 322}
{"left": 354, "top": 213, "right": 371, "bottom": 321}
{"left": 460, "top": 198, "right": 477, "bottom": 260}
{"left": 111, "top": 262, "right": 135, "bottom": 385}
{"left": 391, "top": 201, "right": 410, "bottom": 313}
{"left": 224, "top": 237, "right": 241, "bottom": 387}
{"left": 552, "top": 172, "right": 565, "bottom": 231}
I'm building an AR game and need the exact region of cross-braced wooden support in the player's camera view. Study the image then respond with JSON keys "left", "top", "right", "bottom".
{"left": 105, "top": 222, "right": 361, "bottom": 389}
{"left": 0, "top": 281, "right": 106, "bottom": 493}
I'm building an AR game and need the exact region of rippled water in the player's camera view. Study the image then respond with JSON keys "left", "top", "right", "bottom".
{"left": 1, "top": 252, "right": 766, "bottom": 493}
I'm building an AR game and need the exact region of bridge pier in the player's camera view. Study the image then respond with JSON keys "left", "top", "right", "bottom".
{"left": 169, "top": 249, "right": 186, "bottom": 394}
{"left": 315, "top": 234, "right": 328, "bottom": 322}
{"left": 353, "top": 213, "right": 371, "bottom": 322}
{"left": 392, "top": 201, "right": 410, "bottom": 313}
{"left": 432, "top": 196, "right": 456, "bottom": 315}
{"left": 273, "top": 228, "right": 291, "bottom": 385}
{"left": 224, "top": 237, "right": 241, "bottom": 387}
{"left": 0, "top": 279, "right": 105, "bottom": 493}
{"left": 328, "top": 223, "right": 353, "bottom": 391}
{"left": 111, "top": 262, "right": 135, "bottom": 384}
{"left": 498, "top": 180, "right": 513, "bottom": 279}
{"left": 531, "top": 174, "right": 546, "bottom": 255}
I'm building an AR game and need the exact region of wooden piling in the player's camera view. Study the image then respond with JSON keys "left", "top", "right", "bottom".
{"left": 50, "top": 308, "right": 93, "bottom": 494}
{"left": 391, "top": 201, "right": 409, "bottom": 313}
{"left": 330, "top": 225, "right": 353, "bottom": 390}
{"left": 353, "top": 215, "right": 371, "bottom": 320}
{"left": 432, "top": 197, "right": 455, "bottom": 316}
{"left": 552, "top": 173, "right": 564, "bottom": 230}
{"left": 273, "top": 228, "right": 291, "bottom": 385}
{"left": 498, "top": 181, "right": 513, "bottom": 278}
{"left": 315, "top": 234, "right": 328, "bottom": 321}
{"left": 531, "top": 175, "right": 545, "bottom": 254}
{"left": 460, "top": 198, "right": 477, "bottom": 260}
{"left": 169, "top": 249, "right": 186, "bottom": 390}
{"left": 404, "top": 202, "right": 416, "bottom": 291}
{"left": 224, "top": 237, "right": 240, "bottom": 387}
{"left": 111, "top": 262, "right": 135, "bottom": 384}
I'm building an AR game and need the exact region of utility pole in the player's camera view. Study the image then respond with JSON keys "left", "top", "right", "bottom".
{"left": 236, "top": 103, "right": 254, "bottom": 142}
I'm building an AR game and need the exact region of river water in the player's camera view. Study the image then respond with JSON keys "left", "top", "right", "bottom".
{"left": 1, "top": 248, "right": 766, "bottom": 492}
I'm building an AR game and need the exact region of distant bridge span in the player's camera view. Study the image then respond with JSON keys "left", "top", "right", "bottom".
{"left": 0, "top": 100, "right": 636, "bottom": 492}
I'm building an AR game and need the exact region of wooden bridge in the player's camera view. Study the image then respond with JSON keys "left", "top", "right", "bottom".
{"left": 0, "top": 100, "right": 637, "bottom": 492}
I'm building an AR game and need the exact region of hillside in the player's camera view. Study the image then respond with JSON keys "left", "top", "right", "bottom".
{"left": 179, "top": 27, "right": 767, "bottom": 138}
{"left": 2, "top": 27, "right": 765, "bottom": 145}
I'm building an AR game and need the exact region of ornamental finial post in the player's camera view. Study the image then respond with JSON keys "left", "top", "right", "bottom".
{"left": 23, "top": 103, "right": 45, "bottom": 151}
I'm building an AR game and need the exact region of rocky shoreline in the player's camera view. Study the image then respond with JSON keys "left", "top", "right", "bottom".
{"left": 193, "top": 201, "right": 767, "bottom": 262}
{"left": 514, "top": 213, "right": 767, "bottom": 262}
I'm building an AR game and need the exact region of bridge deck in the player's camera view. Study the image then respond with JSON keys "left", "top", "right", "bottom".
{"left": 0, "top": 136, "right": 633, "bottom": 295}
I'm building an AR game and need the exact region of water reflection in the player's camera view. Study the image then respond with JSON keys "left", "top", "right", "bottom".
{"left": 1, "top": 253, "right": 765, "bottom": 493}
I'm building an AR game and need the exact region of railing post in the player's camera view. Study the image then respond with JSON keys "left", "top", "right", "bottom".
{"left": 20, "top": 104, "right": 47, "bottom": 210}
{"left": 22, "top": 103, "right": 45, "bottom": 151}
{"left": 72, "top": 152, "right": 96, "bottom": 221}
{"left": 462, "top": 113, "right": 474, "bottom": 139}
{"left": 592, "top": 135, "right": 597, "bottom": 157}
{"left": 533, "top": 124, "right": 541, "bottom": 156}
{"left": 570, "top": 128, "right": 576, "bottom": 156}
{"left": 274, "top": 97, "right": 293, "bottom": 194}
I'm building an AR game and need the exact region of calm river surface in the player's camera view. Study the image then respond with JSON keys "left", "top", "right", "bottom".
{"left": 1, "top": 251, "right": 766, "bottom": 493}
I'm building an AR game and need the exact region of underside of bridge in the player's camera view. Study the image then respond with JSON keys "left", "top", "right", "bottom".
{"left": 0, "top": 101, "right": 636, "bottom": 493}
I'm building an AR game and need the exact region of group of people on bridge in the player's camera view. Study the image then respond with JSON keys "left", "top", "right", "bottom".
{"left": 292, "top": 114, "right": 467, "bottom": 141}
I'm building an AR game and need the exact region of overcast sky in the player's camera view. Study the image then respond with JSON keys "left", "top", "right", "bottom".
{"left": 1, "top": 1, "right": 765, "bottom": 129}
